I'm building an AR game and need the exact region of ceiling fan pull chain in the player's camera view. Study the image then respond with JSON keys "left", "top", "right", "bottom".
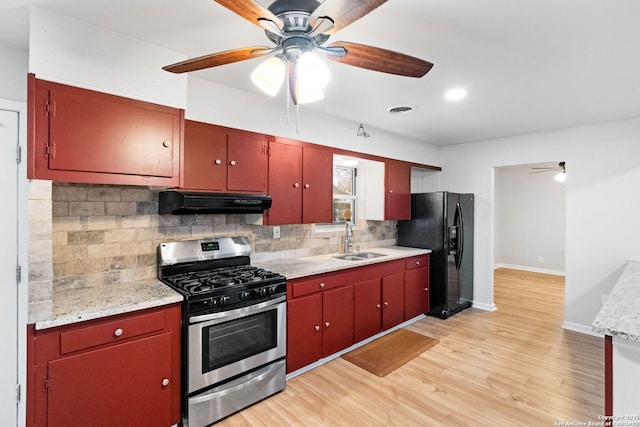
{"left": 296, "top": 103, "right": 300, "bottom": 134}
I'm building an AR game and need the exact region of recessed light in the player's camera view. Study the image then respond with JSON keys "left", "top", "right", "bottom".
{"left": 444, "top": 88, "right": 467, "bottom": 101}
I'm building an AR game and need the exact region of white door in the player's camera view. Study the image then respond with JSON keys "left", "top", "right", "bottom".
{"left": 0, "top": 104, "right": 23, "bottom": 426}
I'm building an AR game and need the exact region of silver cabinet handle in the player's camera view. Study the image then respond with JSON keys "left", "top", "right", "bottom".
{"left": 215, "top": 159, "right": 222, "bottom": 165}
{"left": 376, "top": 304, "right": 381, "bottom": 309}
{"left": 424, "top": 288, "right": 428, "bottom": 292}
{"left": 229, "top": 160, "right": 236, "bottom": 166}
{"left": 114, "top": 328, "right": 123, "bottom": 337}
{"left": 325, "top": 322, "right": 330, "bottom": 327}
{"left": 319, "top": 282, "right": 325, "bottom": 288}
{"left": 383, "top": 301, "right": 389, "bottom": 306}
{"left": 416, "top": 261, "right": 421, "bottom": 265}
{"left": 314, "top": 325, "right": 320, "bottom": 331}
{"left": 162, "top": 141, "right": 171, "bottom": 148}
{"left": 294, "top": 183, "right": 299, "bottom": 188}
{"left": 304, "top": 184, "right": 310, "bottom": 189}
{"left": 161, "top": 378, "right": 170, "bottom": 387}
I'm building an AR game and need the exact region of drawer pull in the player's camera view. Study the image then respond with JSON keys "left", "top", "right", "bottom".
{"left": 161, "top": 378, "right": 170, "bottom": 387}
{"left": 376, "top": 304, "right": 381, "bottom": 309}
{"left": 416, "top": 261, "right": 420, "bottom": 265}
{"left": 229, "top": 160, "right": 237, "bottom": 166}
{"left": 383, "top": 301, "right": 389, "bottom": 307}
{"left": 314, "top": 325, "right": 320, "bottom": 331}
{"left": 215, "top": 159, "right": 222, "bottom": 165}
{"left": 319, "top": 282, "right": 325, "bottom": 288}
{"left": 114, "top": 328, "right": 123, "bottom": 337}
{"left": 424, "top": 288, "right": 428, "bottom": 292}
{"left": 325, "top": 322, "right": 330, "bottom": 328}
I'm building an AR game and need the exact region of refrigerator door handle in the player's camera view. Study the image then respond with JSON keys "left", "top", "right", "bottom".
{"left": 456, "top": 202, "right": 464, "bottom": 270}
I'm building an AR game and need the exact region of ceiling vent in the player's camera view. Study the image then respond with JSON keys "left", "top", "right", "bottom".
{"left": 387, "top": 105, "right": 415, "bottom": 115}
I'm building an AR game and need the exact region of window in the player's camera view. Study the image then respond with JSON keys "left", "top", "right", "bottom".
{"left": 333, "top": 165, "right": 356, "bottom": 223}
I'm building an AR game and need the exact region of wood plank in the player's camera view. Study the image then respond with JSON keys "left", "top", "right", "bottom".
{"left": 217, "top": 268, "right": 603, "bottom": 426}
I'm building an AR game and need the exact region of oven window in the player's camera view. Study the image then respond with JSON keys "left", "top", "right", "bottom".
{"left": 202, "top": 310, "right": 277, "bottom": 373}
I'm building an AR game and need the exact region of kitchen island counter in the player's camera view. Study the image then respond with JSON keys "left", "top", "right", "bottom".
{"left": 593, "top": 259, "right": 640, "bottom": 341}
{"left": 254, "top": 245, "right": 431, "bottom": 280}
{"left": 35, "top": 279, "right": 183, "bottom": 330}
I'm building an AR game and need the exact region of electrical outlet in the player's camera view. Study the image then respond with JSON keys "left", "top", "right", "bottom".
{"left": 537, "top": 256, "right": 544, "bottom": 263}
{"left": 273, "top": 226, "right": 280, "bottom": 239}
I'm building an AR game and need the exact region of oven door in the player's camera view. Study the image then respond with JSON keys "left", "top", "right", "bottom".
{"left": 187, "top": 296, "right": 286, "bottom": 394}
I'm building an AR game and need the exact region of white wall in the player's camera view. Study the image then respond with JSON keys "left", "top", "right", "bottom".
{"left": 28, "top": 7, "right": 187, "bottom": 108}
{"left": 186, "top": 76, "right": 442, "bottom": 165}
{"left": 440, "top": 117, "right": 640, "bottom": 333}
{"left": 0, "top": 44, "right": 28, "bottom": 102}
{"left": 494, "top": 165, "right": 565, "bottom": 274}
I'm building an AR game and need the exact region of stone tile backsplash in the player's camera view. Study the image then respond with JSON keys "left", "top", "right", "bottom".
{"left": 28, "top": 182, "right": 397, "bottom": 322}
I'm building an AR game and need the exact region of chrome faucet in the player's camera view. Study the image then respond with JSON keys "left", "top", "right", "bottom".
{"left": 344, "top": 220, "right": 353, "bottom": 253}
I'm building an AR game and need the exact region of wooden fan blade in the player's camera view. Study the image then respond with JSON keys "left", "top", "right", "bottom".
{"left": 326, "top": 42, "right": 433, "bottom": 78}
{"left": 215, "top": 0, "right": 283, "bottom": 29}
{"left": 310, "top": 0, "right": 387, "bottom": 34}
{"left": 163, "top": 46, "right": 270, "bottom": 73}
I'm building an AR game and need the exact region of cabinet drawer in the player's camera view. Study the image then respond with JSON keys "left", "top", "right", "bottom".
{"left": 60, "top": 311, "right": 166, "bottom": 355}
{"left": 405, "top": 255, "right": 428, "bottom": 270}
{"left": 291, "top": 274, "right": 345, "bottom": 298}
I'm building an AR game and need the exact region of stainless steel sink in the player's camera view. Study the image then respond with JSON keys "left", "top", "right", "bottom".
{"left": 333, "top": 252, "right": 386, "bottom": 261}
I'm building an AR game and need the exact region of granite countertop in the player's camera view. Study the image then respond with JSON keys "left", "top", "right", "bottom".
{"left": 254, "top": 246, "right": 431, "bottom": 280}
{"left": 35, "top": 279, "right": 184, "bottom": 330}
{"left": 592, "top": 260, "right": 640, "bottom": 341}
{"left": 36, "top": 246, "right": 430, "bottom": 330}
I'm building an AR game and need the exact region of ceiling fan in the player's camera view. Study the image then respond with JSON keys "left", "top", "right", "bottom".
{"left": 530, "top": 162, "right": 566, "bottom": 182}
{"left": 162, "top": 0, "right": 434, "bottom": 105}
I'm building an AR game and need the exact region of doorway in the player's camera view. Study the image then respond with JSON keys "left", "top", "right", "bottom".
{"left": 0, "top": 100, "right": 28, "bottom": 426}
{"left": 494, "top": 162, "right": 566, "bottom": 275}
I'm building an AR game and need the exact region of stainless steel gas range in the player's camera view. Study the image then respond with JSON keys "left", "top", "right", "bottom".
{"left": 158, "top": 237, "right": 286, "bottom": 427}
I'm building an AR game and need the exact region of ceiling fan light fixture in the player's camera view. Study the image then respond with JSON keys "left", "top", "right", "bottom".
{"left": 297, "top": 51, "right": 330, "bottom": 89}
{"left": 251, "top": 56, "right": 286, "bottom": 96}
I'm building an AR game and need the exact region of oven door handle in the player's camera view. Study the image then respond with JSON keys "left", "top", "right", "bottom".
{"left": 189, "top": 295, "right": 286, "bottom": 324}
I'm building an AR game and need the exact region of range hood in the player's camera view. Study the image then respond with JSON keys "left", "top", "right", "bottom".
{"left": 159, "top": 191, "right": 272, "bottom": 215}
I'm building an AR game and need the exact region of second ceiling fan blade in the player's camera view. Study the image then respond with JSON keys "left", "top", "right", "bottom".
{"left": 215, "top": 0, "right": 283, "bottom": 29}
{"left": 163, "top": 46, "right": 270, "bottom": 73}
{"left": 326, "top": 41, "right": 433, "bottom": 78}
{"left": 310, "top": 0, "right": 388, "bottom": 34}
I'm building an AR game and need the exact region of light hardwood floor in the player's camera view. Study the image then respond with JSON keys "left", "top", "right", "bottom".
{"left": 217, "top": 268, "right": 604, "bottom": 426}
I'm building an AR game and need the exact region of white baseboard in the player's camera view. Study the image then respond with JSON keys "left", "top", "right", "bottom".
{"left": 494, "top": 263, "right": 565, "bottom": 277}
{"left": 562, "top": 321, "right": 603, "bottom": 338}
{"left": 472, "top": 301, "right": 497, "bottom": 312}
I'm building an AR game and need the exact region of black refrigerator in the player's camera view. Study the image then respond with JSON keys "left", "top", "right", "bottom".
{"left": 397, "top": 192, "right": 474, "bottom": 319}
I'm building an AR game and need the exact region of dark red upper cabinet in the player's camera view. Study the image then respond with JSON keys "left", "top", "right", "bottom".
{"left": 181, "top": 120, "right": 268, "bottom": 193}
{"left": 28, "top": 74, "right": 182, "bottom": 186}
{"left": 267, "top": 141, "right": 303, "bottom": 225}
{"left": 385, "top": 159, "right": 412, "bottom": 220}
{"left": 266, "top": 141, "right": 332, "bottom": 225}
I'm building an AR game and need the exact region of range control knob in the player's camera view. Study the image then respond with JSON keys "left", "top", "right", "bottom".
{"left": 240, "top": 291, "right": 251, "bottom": 301}
{"left": 269, "top": 285, "right": 280, "bottom": 295}
{"left": 219, "top": 296, "right": 230, "bottom": 306}
{"left": 206, "top": 298, "right": 218, "bottom": 308}
{"left": 258, "top": 288, "right": 268, "bottom": 297}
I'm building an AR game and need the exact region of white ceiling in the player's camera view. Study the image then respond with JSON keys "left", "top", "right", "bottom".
{"left": 2, "top": 0, "right": 640, "bottom": 145}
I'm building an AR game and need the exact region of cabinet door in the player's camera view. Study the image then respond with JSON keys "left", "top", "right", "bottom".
{"left": 385, "top": 160, "right": 411, "bottom": 220}
{"left": 227, "top": 131, "right": 268, "bottom": 193}
{"left": 354, "top": 279, "right": 382, "bottom": 343}
{"left": 47, "top": 332, "right": 173, "bottom": 427}
{"left": 182, "top": 120, "right": 227, "bottom": 190}
{"left": 302, "top": 146, "right": 333, "bottom": 224}
{"left": 286, "top": 294, "right": 322, "bottom": 373}
{"left": 322, "top": 286, "right": 354, "bottom": 357}
{"left": 266, "top": 141, "right": 303, "bottom": 225}
{"left": 405, "top": 267, "right": 430, "bottom": 320}
{"left": 382, "top": 273, "right": 405, "bottom": 330}
{"left": 29, "top": 76, "right": 181, "bottom": 186}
